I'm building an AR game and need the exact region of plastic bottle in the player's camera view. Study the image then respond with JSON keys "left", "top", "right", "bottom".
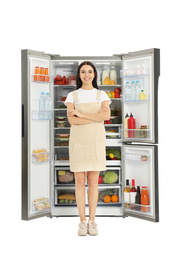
{"left": 135, "top": 80, "right": 141, "bottom": 100}
{"left": 45, "top": 92, "right": 52, "bottom": 119}
{"left": 130, "top": 81, "right": 136, "bottom": 100}
{"left": 124, "top": 113, "right": 129, "bottom": 137}
{"left": 110, "top": 66, "right": 117, "bottom": 85}
{"left": 125, "top": 81, "right": 130, "bottom": 101}
{"left": 141, "top": 186, "right": 149, "bottom": 212}
{"left": 128, "top": 113, "right": 136, "bottom": 138}
{"left": 39, "top": 92, "right": 45, "bottom": 119}
{"left": 139, "top": 90, "right": 146, "bottom": 100}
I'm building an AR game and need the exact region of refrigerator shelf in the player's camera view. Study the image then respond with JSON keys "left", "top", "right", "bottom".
{"left": 32, "top": 151, "right": 53, "bottom": 163}
{"left": 106, "top": 160, "right": 121, "bottom": 166}
{"left": 122, "top": 128, "right": 150, "bottom": 139}
{"left": 32, "top": 75, "right": 53, "bottom": 83}
{"left": 54, "top": 85, "right": 76, "bottom": 87}
{"left": 98, "top": 85, "right": 122, "bottom": 87}
{"left": 123, "top": 202, "right": 151, "bottom": 213}
{"left": 32, "top": 110, "right": 53, "bottom": 120}
{"left": 120, "top": 69, "right": 150, "bottom": 78}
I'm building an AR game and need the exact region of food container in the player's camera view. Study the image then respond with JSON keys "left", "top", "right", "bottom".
{"left": 57, "top": 170, "right": 74, "bottom": 184}
{"left": 56, "top": 116, "right": 66, "bottom": 121}
{"left": 33, "top": 197, "right": 50, "bottom": 211}
{"left": 141, "top": 155, "right": 148, "bottom": 161}
{"left": 55, "top": 138, "right": 69, "bottom": 146}
{"left": 56, "top": 121, "right": 66, "bottom": 128}
{"left": 140, "top": 125, "right": 147, "bottom": 138}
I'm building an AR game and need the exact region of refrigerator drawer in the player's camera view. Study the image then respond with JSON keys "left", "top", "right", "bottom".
{"left": 99, "top": 167, "right": 121, "bottom": 185}
{"left": 55, "top": 188, "right": 76, "bottom": 206}
{"left": 95, "top": 186, "right": 122, "bottom": 206}
{"left": 55, "top": 167, "right": 75, "bottom": 185}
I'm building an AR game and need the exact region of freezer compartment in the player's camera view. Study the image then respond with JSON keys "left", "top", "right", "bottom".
{"left": 55, "top": 167, "right": 75, "bottom": 185}
{"left": 96, "top": 186, "right": 122, "bottom": 206}
{"left": 99, "top": 167, "right": 121, "bottom": 185}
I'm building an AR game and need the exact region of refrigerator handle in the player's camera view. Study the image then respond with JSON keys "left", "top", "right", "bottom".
{"left": 22, "top": 104, "right": 24, "bottom": 138}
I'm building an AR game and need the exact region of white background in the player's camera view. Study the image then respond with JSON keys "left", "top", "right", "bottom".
{"left": 1, "top": 0, "right": 182, "bottom": 259}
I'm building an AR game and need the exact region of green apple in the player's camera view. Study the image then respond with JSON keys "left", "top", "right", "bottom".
{"left": 107, "top": 93, "right": 112, "bottom": 98}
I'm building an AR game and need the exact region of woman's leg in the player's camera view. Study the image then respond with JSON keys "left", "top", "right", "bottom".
{"left": 74, "top": 171, "right": 86, "bottom": 222}
{"left": 87, "top": 171, "right": 100, "bottom": 221}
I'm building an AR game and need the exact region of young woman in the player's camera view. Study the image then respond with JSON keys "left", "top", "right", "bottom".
{"left": 64, "top": 61, "right": 112, "bottom": 236}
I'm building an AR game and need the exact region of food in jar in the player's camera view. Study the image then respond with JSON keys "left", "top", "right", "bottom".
{"left": 56, "top": 116, "right": 66, "bottom": 121}
{"left": 33, "top": 197, "right": 50, "bottom": 211}
{"left": 141, "top": 155, "right": 148, "bottom": 161}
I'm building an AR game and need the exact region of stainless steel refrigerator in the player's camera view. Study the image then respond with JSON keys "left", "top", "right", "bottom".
{"left": 21, "top": 48, "right": 160, "bottom": 222}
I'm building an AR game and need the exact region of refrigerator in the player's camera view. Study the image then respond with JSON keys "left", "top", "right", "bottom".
{"left": 21, "top": 48, "right": 160, "bottom": 222}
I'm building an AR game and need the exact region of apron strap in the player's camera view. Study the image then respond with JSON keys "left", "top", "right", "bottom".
{"left": 72, "top": 90, "right": 78, "bottom": 103}
{"left": 96, "top": 90, "right": 101, "bottom": 101}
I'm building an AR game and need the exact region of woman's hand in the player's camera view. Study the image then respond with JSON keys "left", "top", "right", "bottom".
{"left": 67, "top": 109, "right": 82, "bottom": 118}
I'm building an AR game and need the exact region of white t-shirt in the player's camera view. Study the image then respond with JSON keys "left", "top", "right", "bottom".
{"left": 64, "top": 88, "right": 112, "bottom": 107}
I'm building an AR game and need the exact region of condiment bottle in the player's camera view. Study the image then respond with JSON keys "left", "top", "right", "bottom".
{"left": 139, "top": 90, "right": 146, "bottom": 100}
{"left": 141, "top": 186, "right": 149, "bottom": 212}
{"left": 124, "top": 113, "right": 129, "bottom": 138}
{"left": 40, "top": 67, "right": 45, "bottom": 81}
{"left": 124, "top": 179, "right": 131, "bottom": 208}
{"left": 128, "top": 113, "right": 136, "bottom": 138}
{"left": 110, "top": 66, "right": 117, "bottom": 85}
{"left": 130, "top": 179, "right": 137, "bottom": 209}
{"left": 45, "top": 68, "right": 50, "bottom": 82}
{"left": 135, "top": 186, "right": 141, "bottom": 211}
{"left": 34, "top": 66, "right": 39, "bottom": 81}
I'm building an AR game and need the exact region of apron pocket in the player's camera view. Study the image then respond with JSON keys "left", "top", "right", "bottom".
{"left": 70, "top": 143, "right": 85, "bottom": 162}
{"left": 95, "top": 141, "right": 106, "bottom": 162}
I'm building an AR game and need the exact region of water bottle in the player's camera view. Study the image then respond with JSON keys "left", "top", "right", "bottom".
{"left": 125, "top": 81, "right": 131, "bottom": 101}
{"left": 39, "top": 92, "right": 45, "bottom": 119}
{"left": 45, "top": 92, "right": 52, "bottom": 119}
{"left": 135, "top": 80, "right": 141, "bottom": 100}
{"left": 131, "top": 81, "right": 136, "bottom": 101}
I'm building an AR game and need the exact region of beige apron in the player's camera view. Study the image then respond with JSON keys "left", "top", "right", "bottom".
{"left": 69, "top": 89, "right": 106, "bottom": 172}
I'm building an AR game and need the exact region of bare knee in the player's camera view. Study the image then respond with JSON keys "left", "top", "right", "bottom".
{"left": 75, "top": 172, "right": 85, "bottom": 189}
{"left": 87, "top": 171, "right": 99, "bottom": 189}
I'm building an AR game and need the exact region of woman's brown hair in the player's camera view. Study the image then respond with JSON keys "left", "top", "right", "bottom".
{"left": 76, "top": 61, "right": 98, "bottom": 90}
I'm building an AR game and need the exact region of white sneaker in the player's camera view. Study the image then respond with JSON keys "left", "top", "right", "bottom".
{"left": 78, "top": 220, "right": 87, "bottom": 236}
{"left": 87, "top": 220, "right": 98, "bottom": 236}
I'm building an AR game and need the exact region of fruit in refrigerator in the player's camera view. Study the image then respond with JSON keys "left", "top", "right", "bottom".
{"left": 103, "top": 195, "right": 111, "bottom": 203}
{"left": 111, "top": 195, "right": 119, "bottom": 203}
{"left": 102, "top": 76, "right": 110, "bottom": 85}
{"left": 98, "top": 176, "right": 103, "bottom": 184}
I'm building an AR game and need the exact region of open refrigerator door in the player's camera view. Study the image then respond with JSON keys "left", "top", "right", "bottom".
{"left": 121, "top": 49, "right": 160, "bottom": 144}
{"left": 122, "top": 144, "right": 159, "bottom": 222}
{"left": 21, "top": 50, "right": 53, "bottom": 220}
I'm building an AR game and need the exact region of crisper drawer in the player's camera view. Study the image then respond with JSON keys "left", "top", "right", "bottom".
{"left": 55, "top": 187, "right": 76, "bottom": 206}
{"left": 55, "top": 167, "right": 75, "bottom": 185}
{"left": 86, "top": 186, "right": 122, "bottom": 206}
{"left": 99, "top": 167, "right": 121, "bottom": 185}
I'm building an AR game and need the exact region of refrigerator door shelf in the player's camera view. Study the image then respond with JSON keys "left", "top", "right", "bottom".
{"left": 121, "top": 94, "right": 150, "bottom": 103}
{"left": 123, "top": 153, "right": 150, "bottom": 162}
{"left": 32, "top": 198, "right": 52, "bottom": 213}
{"left": 121, "top": 128, "right": 151, "bottom": 140}
{"left": 32, "top": 110, "right": 53, "bottom": 120}
{"left": 120, "top": 68, "right": 150, "bottom": 78}
{"left": 32, "top": 151, "right": 53, "bottom": 163}
{"left": 32, "top": 75, "right": 53, "bottom": 83}
{"left": 123, "top": 202, "right": 151, "bottom": 213}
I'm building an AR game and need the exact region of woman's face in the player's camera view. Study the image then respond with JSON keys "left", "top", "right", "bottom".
{"left": 79, "top": 65, "right": 95, "bottom": 85}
